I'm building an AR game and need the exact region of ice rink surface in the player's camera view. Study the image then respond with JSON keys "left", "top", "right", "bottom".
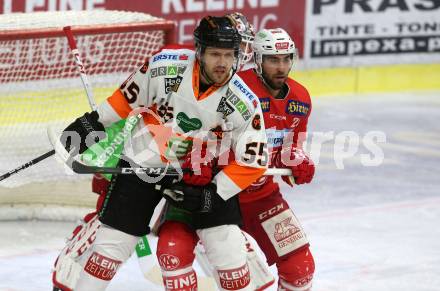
{"left": 1, "top": 91, "right": 439, "bottom": 291}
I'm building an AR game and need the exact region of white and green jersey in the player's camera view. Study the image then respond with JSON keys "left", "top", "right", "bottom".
{"left": 97, "top": 48, "right": 267, "bottom": 200}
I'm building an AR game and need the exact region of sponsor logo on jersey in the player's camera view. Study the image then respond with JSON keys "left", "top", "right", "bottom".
{"left": 158, "top": 254, "right": 180, "bottom": 271}
{"left": 242, "top": 110, "right": 252, "bottom": 121}
{"left": 258, "top": 203, "right": 284, "bottom": 220}
{"left": 269, "top": 113, "right": 286, "bottom": 120}
{"left": 232, "top": 79, "right": 257, "bottom": 108}
{"left": 274, "top": 217, "right": 301, "bottom": 242}
{"left": 286, "top": 100, "right": 310, "bottom": 116}
{"left": 216, "top": 96, "right": 235, "bottom": 117}
{"left": 266, "top": 128, "right": 291, "bottom": 148}
{"left": 151, "top": 66, "right": 167, "bottom": 78}
{"left": 152, "top": 53, "right": 178, "bottom": 62}
{"left": 226, "top": 88, "right": 251, "bottom": 120}
{"left": 218, "top": 264, "right": 251, "bottom": 290}
{"left": 176, "top": 112, "right": 202, "bottom": 133}
{"left": 151, "top": 66, "right": 186, "bottom": 78}
{"left": 179, "top": 54, "right": 189, "bottom": 60}
{"left": 259, "top": 97, "right": 270, "bottom": 112}
{"left": 275, "top": 42, "right": 289, "bottom": 50}
{"left": 164, "top": 76, "right": 182, "bottom": 94}
{"left": 252, "top": 114, "right": 261, "bottom": 130}
{"left": 163, "top": 271, "right": 197, "bottom": 290}
{"left": 84, "top": 252, "right": 122, "bottom": 281}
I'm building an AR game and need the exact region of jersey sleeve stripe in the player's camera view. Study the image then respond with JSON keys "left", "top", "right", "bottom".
{"left": 106, "top": 89, "right": 132, "bottom": 119}
{"left": 213, "top": 170, "right": 242, "bottom": 201}
{"left": 219, "top": 161, "right": 266, "bottom": 195}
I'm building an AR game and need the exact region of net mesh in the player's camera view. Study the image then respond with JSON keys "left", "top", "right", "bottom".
{"left": 0, "top": 11, "right": 173, "bottom": 219}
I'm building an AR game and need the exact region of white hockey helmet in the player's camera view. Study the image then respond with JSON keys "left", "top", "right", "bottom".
{"left": 252, "top": 28, "right": 298, "bottom": 75}
{"left": 226, "top": 12, "right": 255, "bottom": 68}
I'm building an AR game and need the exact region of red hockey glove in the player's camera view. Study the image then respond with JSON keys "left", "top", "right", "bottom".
{"left": 274, "top": 148, "right": 315, "bottom": 187}
{"left": 181, "top": 147, "right": 213, "bottom": 186}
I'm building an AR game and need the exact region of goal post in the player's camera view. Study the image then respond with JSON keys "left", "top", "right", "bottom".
{"left": 0, "top": 10, "right": 176, "bottom": 220}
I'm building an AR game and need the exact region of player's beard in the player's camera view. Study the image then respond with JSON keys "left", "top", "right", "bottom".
{"left": 205, "top": 65, "right": 230, "bottom": 85}
{"left": 263, "top": 71, "right": 288, "bottom": 90}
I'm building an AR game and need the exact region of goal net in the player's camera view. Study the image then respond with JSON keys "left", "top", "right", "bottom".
{"left": 0, "top": 10, "right": 175, "bottom": 220}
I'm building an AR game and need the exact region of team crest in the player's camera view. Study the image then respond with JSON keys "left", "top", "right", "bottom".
{"left": 159, "top": 254, "right": 180, "bottom": 271}
{"left": 252, "top": 114, "right": 261, "bottom": 130}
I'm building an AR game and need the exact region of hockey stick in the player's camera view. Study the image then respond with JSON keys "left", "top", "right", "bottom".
{"left": 0, "top": 150, "right": 55, "bottom": 182}
{"left": 48, "top": 130, "right": 292, "bottom": 176}
{"left": 63, "top": 26, "right": 97, "bottom": 110}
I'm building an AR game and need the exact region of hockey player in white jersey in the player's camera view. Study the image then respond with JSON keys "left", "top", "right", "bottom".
{"left": 154, "top": 12, "right": 277, "bottom": 291}
{"left": 55, "top": 15, "right": 267, "bottom": 291}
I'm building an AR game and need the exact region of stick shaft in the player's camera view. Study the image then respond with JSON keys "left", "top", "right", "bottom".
{"left": 0, "top": 150, "right": 55, "bottom": 182}
{"left": 63, "top": 26, "right": 97, "bottom": 111}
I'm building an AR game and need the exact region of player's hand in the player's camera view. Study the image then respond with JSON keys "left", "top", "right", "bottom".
{"left": 61, "top": 111, "right": 106, "bottom": 154}
{"left": 161, "top": 182, "right": 220, "bottom": 213}
{"left": 181, "top": 148, "right": 213, "bottom": 186}
{"left": 274, "top": 148, "right": 315, "bottom": 186}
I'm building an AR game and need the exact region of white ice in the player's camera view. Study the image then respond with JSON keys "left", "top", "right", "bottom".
{"left": 1, "top": 92, "right": 439, "bottom": 291}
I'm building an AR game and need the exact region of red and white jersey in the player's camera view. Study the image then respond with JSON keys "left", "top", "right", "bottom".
{"left": 96, "top": 48, "right": 267, "bottom": 200}
{"left": 237, "top": 69, "right": 312, "bottom": 203}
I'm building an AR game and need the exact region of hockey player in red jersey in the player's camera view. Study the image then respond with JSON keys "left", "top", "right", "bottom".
{"left": 237, "top": 28, "right": 315, "bottom": 291}
{"left": 52, "top": 15, "right": 267, "bottom": 291}
{"left": 156, "top": 27, "right": 315, "bottom": 291}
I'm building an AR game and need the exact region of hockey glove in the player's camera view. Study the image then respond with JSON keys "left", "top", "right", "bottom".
{"left": 162, "top": 182, "right": 220, "bottom": 213}
{"left": 274, "top": 148, "right": 315, "bottom": 186}
{"left": 61, "top": 111, "right": 105, "bottom": 154}
{"left": 181, "top": 148, "right": 213, "bottom": 186}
